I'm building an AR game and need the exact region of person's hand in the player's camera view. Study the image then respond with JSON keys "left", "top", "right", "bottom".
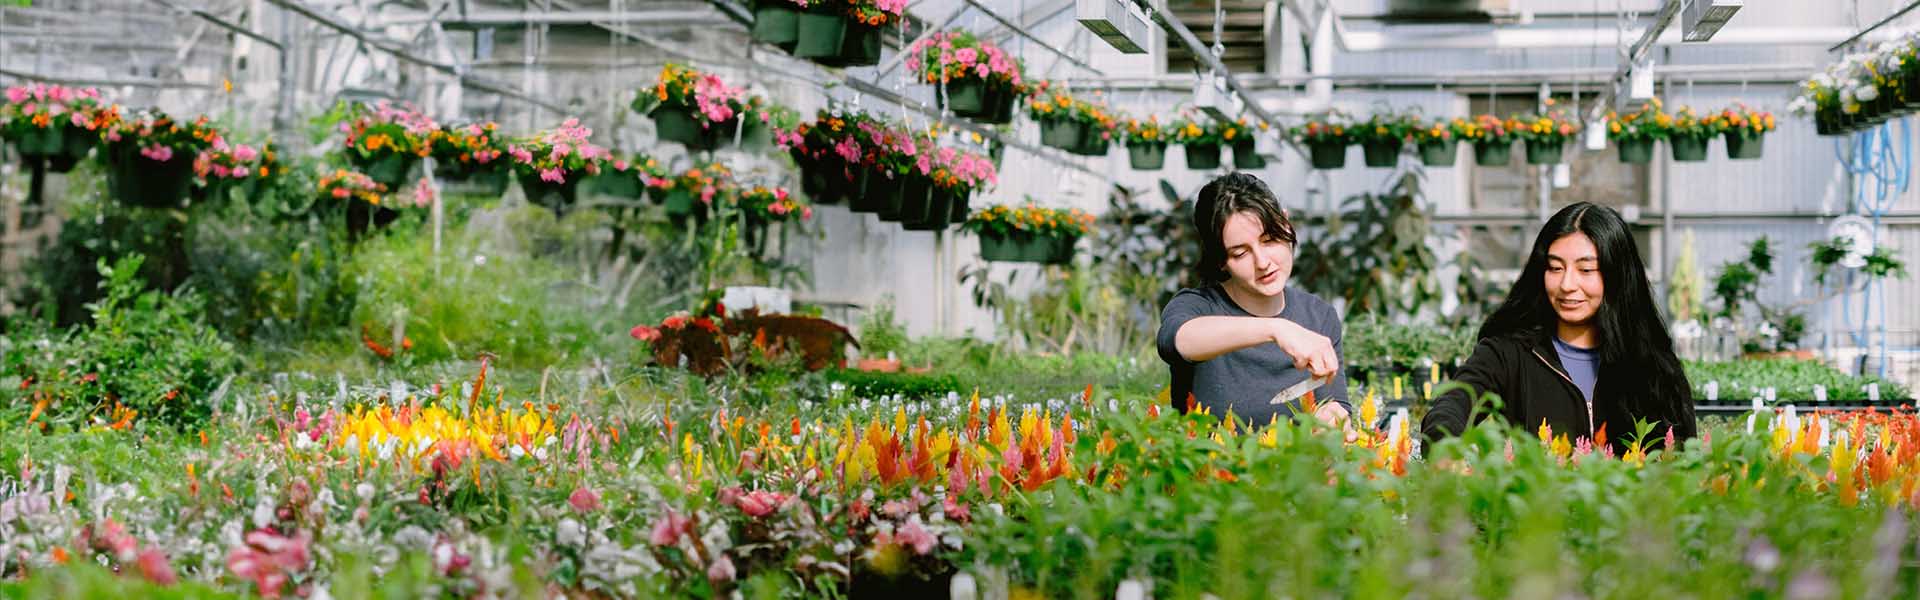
{"left": 1313, "top": 401, "right": 1360, "bottom": 443}
{"left": 1270, "top": 320, "right": 1338, "bottom": 378}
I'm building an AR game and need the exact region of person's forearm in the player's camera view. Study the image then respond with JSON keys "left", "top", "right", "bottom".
{"left": 1173, "top": 316, "right": 1281, "bottom": 362}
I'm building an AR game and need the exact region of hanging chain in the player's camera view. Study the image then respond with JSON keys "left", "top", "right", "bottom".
{"left": 1211, "top": 0, "right": 1226, "bottom": 59}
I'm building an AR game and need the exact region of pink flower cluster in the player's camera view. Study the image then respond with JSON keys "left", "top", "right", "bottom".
{"left": 226, "top": 528, "right": 314, "bottom": 599}
{"left": 719, "top": 486, "right": 789, "bottom": 518}
{"left": 363, "top": 100, "right": 438, "bottom": 136}
{"left": 906, "top": 31, "right": 1024, "bottom": 86}
{"left": 195, "top": 139, "right": 264, "bottom": 179}
{"left": 508, "top": 118, "right": 611, "bottom": 184}
{"left": 692, "top": 74, "right": 745, "bottom": 127}
{"left": 76, "top": 519, "right": 178, "bottom": 586}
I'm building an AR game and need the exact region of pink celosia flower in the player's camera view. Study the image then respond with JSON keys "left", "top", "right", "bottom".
{"left": 649, "top": 509, "right": 693, "bottom": 546}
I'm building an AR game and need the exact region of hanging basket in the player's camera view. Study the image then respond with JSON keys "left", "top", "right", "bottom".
{"left": 15, "top": 125, "right": 96, "bottom": 173}
{"left": 853, "top": 170, "right": 901, "bottom": 214}
{"left": 793, "top": 11, "right": 847, "bottom": 59}
{"left": 1307, "top": 141, "right": 1347, "bottom": 170}
{"left": 1046, "top": 234, "right": 1078, "bottom": 264}
{"left": 1184, "top": 143, "right": 1223, "bottom": 170}
{"left": 1417, "top": 139, "right": 1457, "bottom": 167}
{"left": 1524, "top": 140, "right": 1565, "bottom": 165}
{"left": 821, "top": 24, "right": 881, "bottom": 67}
{"left": 588, "top": 171, "right": 645, "bottom": 199}
{"left": 106, "top": 146, "right": 197, "bottom": 209}
{"left": 348, "top": 152, "right": 418, "bottom": 191}
{"left": 1670, "top": 135, "right": 1709, "bottom": 162}
{"left": 940, "top": 78, "right": 989, "bottom": 116}
{"left": 1069, "top": 126, "right": 1109, "bottom": 157}
{"left": 885, "top": 174, "right": 930, "bottom": 222}
{"left": 798, "top": 155, "right": 838, "bottom": 204}
{"left": 516, "top": 171, "right": 579, "bottom": 215}
{"left": 982, "top": 85, "right": 1018, "bottom": 125}
{"left": 902, "top": 184, "right": 955, "bottom": 231}
{"left": 345, "top": 198, "right": 402, "bottom": 241}
{"left": 1725, "top": 130, "right": 1765, "bottom": 160}
{"left": 750, "top": 0, "right": 801, "bottom": 50}
{"left": 1039, "top": 119, "right": 1084, "bottom": 150}
{"left": 1472, "top": 140, "right": 1512, "bottom": 166}
{"left": 1232, "top": 139, "right": 1266, "bottom": 169}
{"left": 979, "top": 231, "right": 1033, "bottom": 262}
{"left": 1361, "top": 139, "right": 1402, "bottom": 168}
{"left": 1127, "top": 142, "right": 1167, "bottom": 170}
{"left": 1616, "top": 138, "right": 1654, "bottom": 164}
{"left": 947, "top": 187, "right": 969, "bottom": 223}
{"left": 650, "top": 106, "right": 731, "bottom": 151}
{"left": 661, "top": 188, "right": 702, "bottom": 218}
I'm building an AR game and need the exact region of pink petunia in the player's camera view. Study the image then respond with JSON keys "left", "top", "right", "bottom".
{"left": 569, "top": 485, "right": 601, "bottom": 513}
{"left": 539, "top": 168, "right": 564, "bottom": 183}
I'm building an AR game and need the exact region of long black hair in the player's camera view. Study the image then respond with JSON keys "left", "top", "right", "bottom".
{"left": 1192, "top": 173, "right": 1295, "bottom": 283}
{"left": 1480, "top": 202, "right": 1695, "bottom": 443}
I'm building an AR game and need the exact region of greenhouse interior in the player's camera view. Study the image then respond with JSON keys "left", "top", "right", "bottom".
{"left": 6, "top": 0, "right": 1920, "bottom": 597}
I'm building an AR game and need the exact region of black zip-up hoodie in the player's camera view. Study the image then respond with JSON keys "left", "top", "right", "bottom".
{"left": 1420, "top": 327, "right": 1696, "bottom": 455}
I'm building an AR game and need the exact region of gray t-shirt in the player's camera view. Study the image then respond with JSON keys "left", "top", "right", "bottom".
{"left": 1156, "top": 285, "right": 1351, "bottom": 425}
{"left": 1552, "top": 337, "right": 1599, "bottom": 402}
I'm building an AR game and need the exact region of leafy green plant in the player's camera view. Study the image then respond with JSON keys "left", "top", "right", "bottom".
{"left": 1294, "top": 172, "right": 1442, "bottom": 319}
{"left": 857, "top": 299, "right": 908, "bottom": 360}
{"left": 5, "top": 254, "right": 239, "bottom": 429}
{"left": 1685, "top": 359, "right": 1908, "bottom": 402}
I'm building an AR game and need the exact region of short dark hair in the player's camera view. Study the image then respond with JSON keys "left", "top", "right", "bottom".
{"left": 1192, "top": 173, "right": 1296, "bottom": 282}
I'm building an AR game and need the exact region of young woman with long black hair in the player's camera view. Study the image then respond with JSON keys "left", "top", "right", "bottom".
{"left": 1421, "top": 202, "right": 1695, "bottom": 451}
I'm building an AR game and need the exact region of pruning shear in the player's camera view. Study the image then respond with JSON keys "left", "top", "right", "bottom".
{"left": 1268, "top": 373, "right": 1335, "bottom": 409}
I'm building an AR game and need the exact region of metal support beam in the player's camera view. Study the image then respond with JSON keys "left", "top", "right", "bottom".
{"left": 0, "top": 67, "right": 222, "bottom": 90}
{"left": 1124, "top": 0, "right": 1302, "bottom": 159}
{"left": 375, "top": 9, "right": 733, "bottom": 27}
{"left": 1585, "top": 0, "right": 1684, "bottom": 124}
{"left": 148, "top": 0, "right": 284, "bottom": 51}
{"left": 1831, "top": 0, "right": 1920, "bottom": 51}
{"left": 957, "top": 0, "right": 1104, "bottom": 75}
{"left": 262, "top": 0, "right": 566, "bottom": 113}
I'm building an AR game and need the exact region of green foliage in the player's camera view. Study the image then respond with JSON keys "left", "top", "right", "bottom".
{"left": 822, "top": 369, "right": 965, "bottom": 399}
{"left": 1294, "top": 173, "right": 1445, "bottom": 320}
{"left": 1686, "top": 359, "right": 1909, "bottom": 402}
{"left": 4, "top": 255, "right": 239, "bottom": 429}
{"left": 856, "top": 299, "right": 908, "bottom": 360}
{"left": 0, "top": 562, "right": 229, "bottom": 599}
{"left": 348, "top": 206, "right": 644, "bottom": 368}
{"left": 1343, "top": 314, "right": 1475, "bottom": 370}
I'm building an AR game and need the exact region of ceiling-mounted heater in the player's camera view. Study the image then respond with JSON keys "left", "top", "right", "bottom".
{"left": 1077, "top": 0, "right": 1152, "bottom": 54}
{"left": 1681, "top": 0, "right": 1742, "bottom": 42}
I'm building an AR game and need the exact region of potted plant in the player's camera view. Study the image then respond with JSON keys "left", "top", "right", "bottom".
{"left": 101, "top": 110, "right": 220, "bottom": 209}
{"left": 750, "top": 0, "right": 807, "bottom": 50}
{"left": 1072, "top": 101, "right": 1118, "bottom": 157}
{"left": 320, "top": 168, "right": 394, "bottom": 240}
{"left": 856, "top": 117, "right": 923, "bottom": 218}
{"left": 192, "top": 139, "right": 275, "bottom": 204}
{"left": 587, "top": 153, "right": 652, "bottom": 199}
{"left": 1710, "top": 103, "right": 1775, "bottom": 160}
{"left": 734, "top": 184, "right": 811, "bottom": 256}
{"left": 1605, "top": 100, "right": 1662, "bottom": 164}
{"left": 1412, "top": 118, "right": 1467, "bottom": 167}
{"left": 802, "top": 0, "right": 903, "bottom": 66}
{"left": 340, "top": 101, "right": 434, "bottom": 190}
{"left": 507, "top": 118, "right": 610, "bottom": 215}
{"left": 735, "top": 96, "right": 797, "bottom": 152}
{"left": 908, "top": 143, "right": 997, "bottom": 231}
{"left": 1041, "top": 206, "right": 1094, "bottom": 264}
{"left": 633, "top": 63, "right": 745, "bottom": 151}
{"left": 963, "top": 203, "right": 1047, "bottom": 263}
{"left": 657, "top": 163, "right": 734, "bottom": 225}
{"left": 1223, "top": 118, "right": 1269, "bottom": 169}
{"left": 1027, "top": 82, "right": 1087, "bottom": 151}
{"left": 1289, "top": 112, "right": 1352, "bottom": 170}
{"left": 1667, "top": 107, "right": 1713, "bottom": 162}
{"left": 1174, "top": 118, "right": 1224, "bottom": 170}
{"left": 1121, "top": 116, "right": 1170, "bottom": 170}
{"left": 1355, "top": 111, "right": 1417, "bottom": 168}
{"left": 1461, "top": 114, "right": 1516, "bottom": 167}
{"left": 0, "top": 84, "right": 115, "bottom": 173}
{"left": 1516, "top": 102, "right": 1580, "bottom": 165}
{"left": 909, "top": 30, "right": 1026, "bottom": 125}
{"left": 426, "top": 121, "right": 509, "bottom": 194}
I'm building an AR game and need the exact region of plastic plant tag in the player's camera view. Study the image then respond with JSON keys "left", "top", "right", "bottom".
{"left": 1868, "top": 383, "right": 1881, "bottom": 403}
{"left": 1706, "top": 381, "right": 1718, "bottom": 402}
{"left": 1815, "top": 385, "right": 1827, "bottom": 403}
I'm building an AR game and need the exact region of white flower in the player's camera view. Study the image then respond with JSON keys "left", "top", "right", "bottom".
{"left": 557, "top": 518, "right": 585, "bottom": 546}
{"left": 1856, "top": 84, "right": 1880, "bottom": 102}
{"left": 356, "top": 483, "right": 375, "bottom": 500}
